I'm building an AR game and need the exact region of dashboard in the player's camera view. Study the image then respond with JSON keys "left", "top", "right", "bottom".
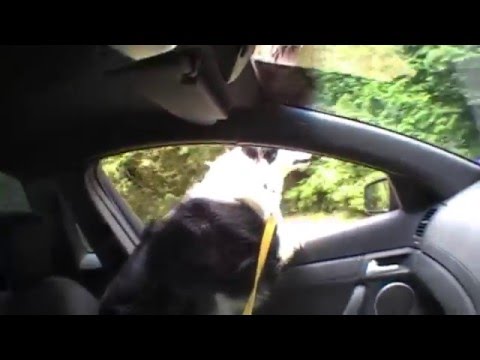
{"left": 414, "top": 179, "right": 480, "bottom": 314}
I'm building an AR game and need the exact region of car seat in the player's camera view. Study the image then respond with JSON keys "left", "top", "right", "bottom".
{"left": 0, "top": 172, "right": 99, "bottom": 315}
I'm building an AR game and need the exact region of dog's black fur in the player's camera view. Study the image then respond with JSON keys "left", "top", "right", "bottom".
{"left": 99, "top": 197, "right": 281, "bottom": 315}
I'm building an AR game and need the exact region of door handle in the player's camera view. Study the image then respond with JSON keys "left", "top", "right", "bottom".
{"left": 365, "top": 260, "right": 409, "bottom": 279}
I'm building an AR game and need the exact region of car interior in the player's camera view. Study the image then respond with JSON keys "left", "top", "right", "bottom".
{"left": 1, "top": 45, "right": 480, "bottom": 315}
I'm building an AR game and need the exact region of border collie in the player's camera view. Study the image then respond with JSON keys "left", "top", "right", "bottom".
{"left": 99, "top": 146, "right": 312, "bottom": 315}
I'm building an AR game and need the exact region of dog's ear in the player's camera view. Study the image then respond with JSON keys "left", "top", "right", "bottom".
{"left": 99, "top": 237, "right": 152, "bottom": 314}
{"left": 241, "top": 146, "right": 260, "bottom": 161}
{"left": 262, "top": 148, "right": 278, "bottom": 164}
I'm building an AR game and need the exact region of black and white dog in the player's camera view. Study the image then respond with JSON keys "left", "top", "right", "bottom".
{"left": 99, "top": 146, "right": 311, "bottom": 315}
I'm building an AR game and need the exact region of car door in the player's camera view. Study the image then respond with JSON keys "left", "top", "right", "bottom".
{"left": 89, "top": 103, "right": 480, "bottom": 315}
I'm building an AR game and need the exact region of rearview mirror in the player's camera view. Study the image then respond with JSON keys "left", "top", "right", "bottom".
{"left": 364, "top": 178, "right": 391, "bottom": 215}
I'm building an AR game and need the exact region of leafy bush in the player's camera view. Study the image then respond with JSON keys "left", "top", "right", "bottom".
{"left": 100, "top": 145, "right": 227, "bottom": 222}
{"left": 282, "top": 158, "right": 385, "bottom": 216}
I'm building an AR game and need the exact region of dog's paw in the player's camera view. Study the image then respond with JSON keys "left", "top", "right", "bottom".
{"left": 277, "top": 228, "right": 305, "bottom": 265}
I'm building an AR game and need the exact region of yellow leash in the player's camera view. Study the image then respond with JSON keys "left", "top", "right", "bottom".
{"left": 242, "top": 215, "right": 277, "bottom": 315}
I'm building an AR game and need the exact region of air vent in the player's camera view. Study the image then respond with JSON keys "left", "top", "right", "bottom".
{"left": 415, "top": 207, "right": 439, "bottom": 238}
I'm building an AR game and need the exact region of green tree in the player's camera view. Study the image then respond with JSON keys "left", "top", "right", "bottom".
{"left": 101, "top": 145, "right": 227, "bottom": 222}
{"left": 285, "top": 45, "right": 480, "bottom": 216}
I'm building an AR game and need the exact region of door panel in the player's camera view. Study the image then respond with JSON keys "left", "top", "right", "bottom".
{"left": 259, "top": 214, "right": 445, "bottom": 315}
{"left": 259, "top": 252, "right": 444, "bottom": 315}
{"left": 288, "top": 210, "right": 423, "bottom": 266}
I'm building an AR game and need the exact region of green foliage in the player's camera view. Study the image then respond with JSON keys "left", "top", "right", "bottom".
{"left": 101, "top": 46, "right": 480, "bottom": 222}
{"left": 101, "top": 145, "right": 227, "bottom": 222}
{"left": 285, "top": 45, "right": 480, "bottom": 215}
{"left": 282, "top": 157, "right": 385, "bottom": 216}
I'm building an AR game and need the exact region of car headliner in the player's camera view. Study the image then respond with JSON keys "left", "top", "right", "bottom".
{"left": 0, "top": 45, "right": 318, "bottom": 179}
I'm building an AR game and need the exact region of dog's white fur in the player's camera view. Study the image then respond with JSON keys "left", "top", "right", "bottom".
{"left": 186, "top": 146, "right": 312, "bottom": 264}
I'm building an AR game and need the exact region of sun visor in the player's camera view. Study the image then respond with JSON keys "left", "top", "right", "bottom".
{"left": 109, "top": 45, "right": 178, "bottom": 61}
{"left": 107, "top": 45, "right": 256, "bottom": 125}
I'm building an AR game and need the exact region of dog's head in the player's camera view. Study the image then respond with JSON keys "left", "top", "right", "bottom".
{"left": 190, "top": 146, "right": 312, "bottom": 218}
{"left": 240, "top": 146, "right": 312, "bottom": 174}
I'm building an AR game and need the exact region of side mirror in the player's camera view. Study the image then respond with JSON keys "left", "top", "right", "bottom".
{"left": 364, "top": 177, "right": 391, "bottom": 215}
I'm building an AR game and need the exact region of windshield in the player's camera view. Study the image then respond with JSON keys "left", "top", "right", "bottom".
{"left": 253, "top": 45, "right": 480, "bottom": 163}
